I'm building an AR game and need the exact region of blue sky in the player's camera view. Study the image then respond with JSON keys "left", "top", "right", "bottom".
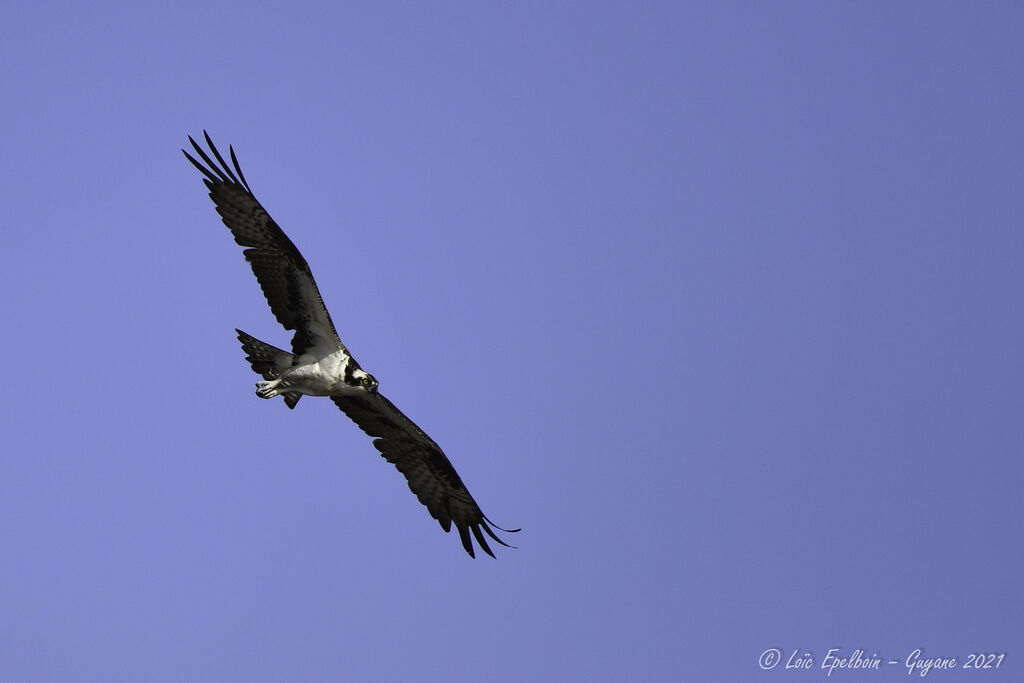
{"left": 2, "top": 2, "right": 1021, "bottom": 681}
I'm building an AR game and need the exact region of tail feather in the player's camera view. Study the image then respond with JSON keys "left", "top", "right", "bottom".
{"left": 235, "top": 329, "right": 302, "bottom": 409}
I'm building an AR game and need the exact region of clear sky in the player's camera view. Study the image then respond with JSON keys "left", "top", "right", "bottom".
{"left": 1, "top": 2, "right": 1021, "bottom": 681}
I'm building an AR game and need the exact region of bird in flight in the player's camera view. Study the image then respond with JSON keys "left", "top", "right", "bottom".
{"left": 184, "top": 132, "right": 517, "bottom": 558}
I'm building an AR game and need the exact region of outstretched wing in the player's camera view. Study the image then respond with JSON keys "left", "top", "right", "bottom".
{"left": 184, "top": 131, "right": 342, "bottom": 356}
{"left": 332, "top": 392, "right": 517, "bottom": 558}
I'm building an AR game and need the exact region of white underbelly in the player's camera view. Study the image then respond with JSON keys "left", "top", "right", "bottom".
{"left": 282, "top": 349, "right": 349, "bottom": 396}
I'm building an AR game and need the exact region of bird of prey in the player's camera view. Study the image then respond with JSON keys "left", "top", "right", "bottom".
{"left": 184, "top": 132, "right": 516, "bottom": 558}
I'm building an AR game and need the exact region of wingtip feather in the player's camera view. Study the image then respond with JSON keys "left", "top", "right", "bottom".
{"left": 471, "top": 524, "right": 496, "bottom": 559}
{"left": 203, "top": 131, "right": 241, "bottom": 185}
{"left": 456, "top": 524, "right": 475, "bottom": 558}
{"left": 229, "top": 144, "right": 251, "bottom": 190}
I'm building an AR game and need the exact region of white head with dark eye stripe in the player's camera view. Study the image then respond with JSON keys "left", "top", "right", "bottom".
{"left": 352, "top": 368, "right": 378, "bottom": 393}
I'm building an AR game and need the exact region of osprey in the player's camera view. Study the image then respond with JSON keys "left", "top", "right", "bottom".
{"left": 184, "top": 132, "right": 516, "bottom": 558}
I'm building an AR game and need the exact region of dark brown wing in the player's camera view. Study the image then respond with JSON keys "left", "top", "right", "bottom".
{"left": 184, "top": 131, "right": 342, "bottom": 356}
{"left": 332, "top": 392, "right": 517, "bottom": 558}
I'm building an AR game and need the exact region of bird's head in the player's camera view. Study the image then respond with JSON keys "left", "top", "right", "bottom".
{"left": 352, "top": 369, "right": 378, "bottom": 393}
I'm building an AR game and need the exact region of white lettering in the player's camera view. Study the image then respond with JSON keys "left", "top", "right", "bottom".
{"left": 906, "top": 649, "right": 958, "bottom": 677}
{"left": 786, "top": 649, "right": 814, "bottom": 669}
{"left": 821, "top": 649, "right": 881, "bottom": 677}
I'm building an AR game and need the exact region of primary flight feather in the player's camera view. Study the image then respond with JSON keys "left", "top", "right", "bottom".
{"left": 184, "top": 132, "right": 516, "bottom": 558}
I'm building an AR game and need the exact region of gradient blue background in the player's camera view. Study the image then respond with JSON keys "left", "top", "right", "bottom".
{"left": 2, "top": 2, "right": 1021, "bottom": 681}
